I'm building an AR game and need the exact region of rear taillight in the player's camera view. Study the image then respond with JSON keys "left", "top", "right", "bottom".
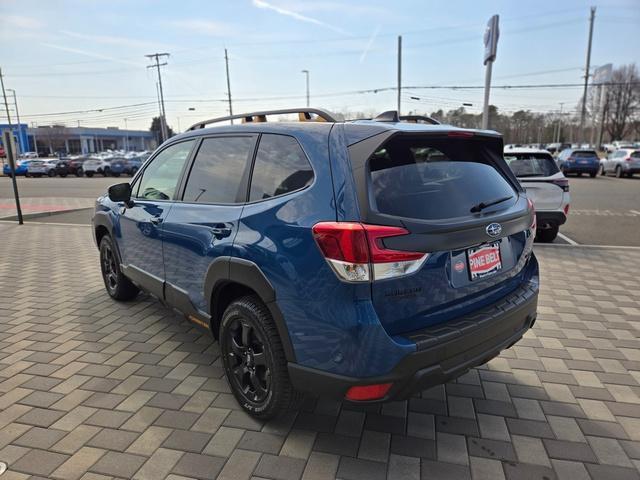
{"left": 527, "top": 198, "right": 536, "bottom": 233}
{"left": 625, "top": 156, "right": 633, "bottom": 162}
{"left": 551, "top": 178, "right": 569, "bottom": 192}
{"left": 312, "top": 222, "right": 428, "bottom": 282}
{"left": 564, "top": 204, "right": 570, "bottom": 215}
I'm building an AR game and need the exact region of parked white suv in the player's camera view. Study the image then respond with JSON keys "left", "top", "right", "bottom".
{"left": 82, "top": 157, "right": 112, "bottom": 177}
{"left": 504, "top": 148, "right": 570, "bottom": 243}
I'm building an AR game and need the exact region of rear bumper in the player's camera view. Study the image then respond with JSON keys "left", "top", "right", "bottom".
{"left": 563, "top": 164, "right": 599, "bottom": 173}
{"left": 288, "top": 273, "right": 538, "bottom": 402}
{"left": 536, "top": 211, "right": 567, "bottom": 227}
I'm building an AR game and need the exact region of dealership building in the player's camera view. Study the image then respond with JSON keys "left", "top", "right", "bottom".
{"left": 0, "top": 123, "right": 157, "bottom": 156}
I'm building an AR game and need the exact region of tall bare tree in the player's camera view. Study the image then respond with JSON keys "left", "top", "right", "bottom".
{"left": 604, "top": 64, "right": 639, "bottom": 141}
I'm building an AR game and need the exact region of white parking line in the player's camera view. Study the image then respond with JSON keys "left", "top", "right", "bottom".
{"left": 630, "top": 210, "right": 640, "bottom": 216}
{"left": 557, "top": 232, "right": 579, "bottom": 245}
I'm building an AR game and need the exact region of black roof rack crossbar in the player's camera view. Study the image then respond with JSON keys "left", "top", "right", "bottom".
{"left": 188, "top": 108, "right": 338, "bottom": 130}
{"left": 399, "top": 115, "right": 440, "bottom": 125}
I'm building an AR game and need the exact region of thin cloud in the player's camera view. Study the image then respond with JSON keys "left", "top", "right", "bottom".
{"left": 251, "top": 0, "right": 351, "bottom": 36}
{"left": 60, "top": 30, "right": 166, "bottom": 50}
{"left": 40, "top": 43, "right": 143, "bottom": 68}
{"left": 360, "top": 25, "right": 381, "bottom": 63}
{"left": 169, "top": 19, "right": 235, "bottom": 36}
{"left": 4, "top": 14, "right": 44, "bottom": 29}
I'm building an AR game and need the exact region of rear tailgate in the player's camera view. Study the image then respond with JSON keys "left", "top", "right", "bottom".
{"left": 348, "top": 131, "right": 534, "bottom": 336}
{"left": 504, "top": 152, "right": 565, "bottom": 211}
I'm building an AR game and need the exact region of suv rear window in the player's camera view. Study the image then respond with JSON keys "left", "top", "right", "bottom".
{"left": 573, "top": 150, "right": 598, "bottom": 158}
{"left": 369, "top": 137, "right": 516, "bottom": 220}
{"left": 504, "top": 152, "right": 559, "bottom": 177}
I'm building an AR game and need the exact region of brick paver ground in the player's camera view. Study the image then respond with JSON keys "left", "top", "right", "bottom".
{"left": 1, "top": 222, "right": 639, "bottom": 480}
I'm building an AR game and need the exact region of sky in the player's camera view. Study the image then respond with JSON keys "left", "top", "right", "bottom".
{"left": 0, "top": 0, "right": 639, "bottom": 132}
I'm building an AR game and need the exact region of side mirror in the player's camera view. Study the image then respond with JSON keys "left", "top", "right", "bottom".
{"left": 108, "top": 183, "right": 133, "bottom": 206}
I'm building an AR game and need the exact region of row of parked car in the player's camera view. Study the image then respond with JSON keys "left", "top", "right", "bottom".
{"left": 2, "top": 151, "right": 152, "bottom": 178}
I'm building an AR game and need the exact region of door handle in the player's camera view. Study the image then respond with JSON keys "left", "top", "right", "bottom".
{"left": 150, "top": 216, "right": 163, "bottom": 225}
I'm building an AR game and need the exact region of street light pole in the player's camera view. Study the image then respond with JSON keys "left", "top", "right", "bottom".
{"left": 301, "top": 70, "right": 310, "bottom": 107}
{"left": 7, "top": 89, "right": 22, "bottom": 154}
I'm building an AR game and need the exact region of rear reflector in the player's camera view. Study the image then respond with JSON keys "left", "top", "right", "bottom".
{"left": 345, "top": 383, "right": 393, "bottom": 401}
{"left": 312, "top": 222, "right": 428, "bottom": 282}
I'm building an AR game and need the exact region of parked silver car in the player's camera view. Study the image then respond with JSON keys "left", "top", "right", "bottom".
{"left": 600, "top": 148, "right": 640, "bottom": 178}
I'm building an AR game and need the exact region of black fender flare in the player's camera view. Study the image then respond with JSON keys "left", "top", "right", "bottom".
{"left": 205, "top": 257, "right": 296, "bottom": 362}
{"left": 92, "top": 210, "right": 114, "bottom": 247}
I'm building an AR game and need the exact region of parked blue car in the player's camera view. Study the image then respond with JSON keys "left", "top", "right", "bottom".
{"left": 92, "top": 108, "right": 539, "bottom": 419}
{"left": 3, "top": 160, "right": 32, "bottom": 177}
{"left": 556, "top": 148, "right": 600, "bottom": 177}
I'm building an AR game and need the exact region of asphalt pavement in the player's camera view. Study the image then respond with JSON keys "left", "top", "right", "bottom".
{"left": 1, "top": 174, "right": 638, "bottom": 246}
{"left": 0, "top": 175, "right": 118, "bottom": 199}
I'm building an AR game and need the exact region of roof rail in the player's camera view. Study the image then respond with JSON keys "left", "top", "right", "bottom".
{"left": 399, "top": 115, "right": 440, "bottom": 125}
{"left": 188, "top": 108, "right": 338, "bottom": 130}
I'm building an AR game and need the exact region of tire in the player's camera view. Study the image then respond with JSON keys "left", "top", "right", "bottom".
{"left": 112, "top": 173, "right": 120, "bottom": 178}
{"left": 628, "top": 173, "right": 634, "bottom": 178}
{"left": 6, "top": 173, "right": 12, "bottom": 178}
{"left": 76, "top": 168, "right": 84, "bottom": 177}
{"left": 102, "top": 168, "right": 110, "bottom": 177}
{"left": 616, "top": 166, "right": 622, "bottom": 178}
{"left": 130, "top": 167, "right": 138, "bottom": 176}
{"left": 577, "top": 172, "right": 582, "bottom": 177}
{"left": 599, "top": 165, "right": 605, "bottom": 175}
{"left": 60, "top": 173, "right": 68, "bottom": 178}
{"left": 48, "top": 170, "right": 56, "bottom": 177}
{"left": 220, "top": 295, "right": 303, "bottom": 420}
{"left": 536, "top": 224, "right": 559, "bottom": 243}
{"left": 589, "top": 172, "right": 596, "bottom": 178}
{"left": 85, "top": 171, "right": 94, "bottom": 177}
{"left": 99, "top": 235, "right": 139, "bottom": 301}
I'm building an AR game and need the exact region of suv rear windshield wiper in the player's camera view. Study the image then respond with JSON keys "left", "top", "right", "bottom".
{"left": 470, "top": 195, "right": 513, "bottom": 213}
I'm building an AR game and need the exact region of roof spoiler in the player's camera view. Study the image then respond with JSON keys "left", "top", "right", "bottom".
{"left": 365, "top": 111, "right": 441, "bottom": 125}
{"left": 188, "top": 108, "right": 338, "bottom": 130}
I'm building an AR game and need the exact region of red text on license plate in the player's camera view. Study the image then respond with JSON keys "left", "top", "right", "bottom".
{"left": 467, "top": 243, "right": 502, "bottom": 279}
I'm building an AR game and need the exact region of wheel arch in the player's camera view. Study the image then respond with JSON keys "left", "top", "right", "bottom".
{"left": 205, "top": 257, "right": 296, "bottom": 362}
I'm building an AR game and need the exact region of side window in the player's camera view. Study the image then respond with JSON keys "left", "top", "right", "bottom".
{"left": 136, "top": 140, "right": 195, "bottom": 200}
{"left": 183, "top": 136, "right": 255, "bottom": 203}
{"left": 249, "top": 134, "right": 313, "bottom": 201}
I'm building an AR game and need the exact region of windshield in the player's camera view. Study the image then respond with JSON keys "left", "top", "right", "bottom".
{"left": 504, "top": 153, "right": 559, "bottom": 177}
{"left": 369, "top": 137, "right": 516, "bottom": 220}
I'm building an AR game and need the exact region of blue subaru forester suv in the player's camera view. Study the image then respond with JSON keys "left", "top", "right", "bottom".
{"left": 93, "top": 108, "right": 539, "bottom": 419}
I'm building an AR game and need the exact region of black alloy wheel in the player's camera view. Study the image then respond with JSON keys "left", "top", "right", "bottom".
{"left": 220, "top": 296, "right": 302, "bottom": 419}
{"left": 225, "top": 318, "right": 271, "bottom": 404}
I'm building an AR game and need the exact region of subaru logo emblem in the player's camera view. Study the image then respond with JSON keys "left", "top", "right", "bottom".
{"left": 486, "top": 223, "right": 502, "bottom": 237}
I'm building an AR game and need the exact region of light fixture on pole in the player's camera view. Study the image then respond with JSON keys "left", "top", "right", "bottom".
{"left": 301, "top": 70, "right": 310, "bottom": 107}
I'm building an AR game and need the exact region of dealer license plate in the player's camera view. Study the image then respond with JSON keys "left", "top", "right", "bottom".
{"left": 467, "top": 242, "right": 502, "bottom": 280}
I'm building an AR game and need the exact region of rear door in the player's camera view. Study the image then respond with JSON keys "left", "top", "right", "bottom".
{"left": 504, "top": 152, "right": 564, "bottom": 210}
{"left": 348, "top": 132, "right": 533, "bottom": 336}
{"left": 162, "top": 134, "right": 257, "bottom": 314}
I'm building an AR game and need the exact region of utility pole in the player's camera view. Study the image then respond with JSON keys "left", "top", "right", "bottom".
{"left": 0, "top": 68, "right": 23, "bottom": 224}
{"left": 301, "top": 70, "right": 310, "bottom": 107}
{"left": 124, "top": 118, "right": 128, "bottom": 151}
{"left": 224, "top": 49, "right": 234, "bottom": 124}
{"left": 397, "top": 36, "right": 402, "bottom": 115}
{"left": 579, "top": 7, "right": 596, "bottom": 142}
{"left": 7, "top": 89, "right": 22, "bottom": 154}
{"left": 145, "top": 53, "right": 169, "bottom": 142}
{"left": 555, "top": 103, "right": 564, "bottom": 143}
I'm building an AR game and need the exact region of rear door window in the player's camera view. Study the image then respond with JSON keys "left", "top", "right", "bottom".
{"left": 249, "top": 134, "right": 313, "bottom": 201}
{"left": 573, "top": 150, "right": 598, "bottom": 158}
{"left": 369, "top": 137, "right": 516, "bottom": 220}
{"left": 183, "top": 136, "right": 255, "bottom": 204}
{"left": 504, "top": 153, "right": 559, "bottom": 177}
